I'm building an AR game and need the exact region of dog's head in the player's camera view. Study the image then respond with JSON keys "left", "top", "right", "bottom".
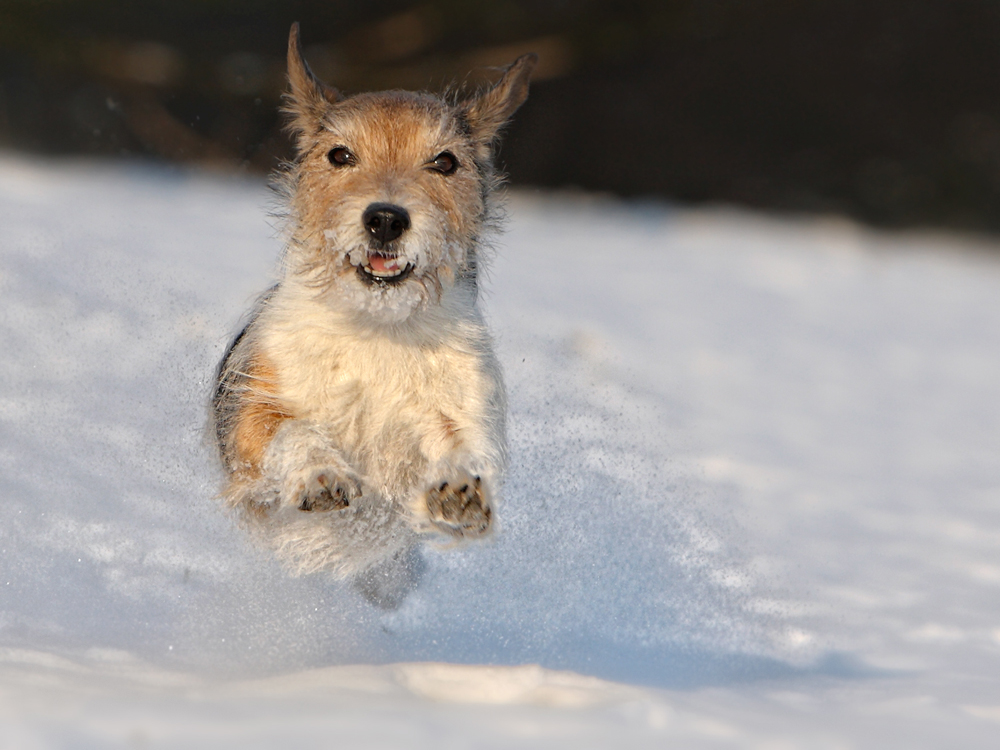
{"left": 279, "top": 23, "right": 536, "bottom": 323}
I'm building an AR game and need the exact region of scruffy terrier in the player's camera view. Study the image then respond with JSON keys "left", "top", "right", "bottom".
{"left": 212, "top": 23, "right": 535, "bottom": 601}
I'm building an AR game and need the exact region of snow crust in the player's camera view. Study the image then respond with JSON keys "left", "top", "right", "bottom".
{"left": 2, "top": 155, "right": 1000, "bottom": 747}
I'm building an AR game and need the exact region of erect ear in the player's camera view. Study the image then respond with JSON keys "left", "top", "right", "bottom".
{"left": 284, "top": 22, "right": 343, "bottom": 145}
{"left": 462, "top": 53, "right": 537, "bottom": 145}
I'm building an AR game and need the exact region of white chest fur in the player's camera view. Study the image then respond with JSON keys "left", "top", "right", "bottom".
{"left": 258, "top": 281, "right": 505, "bottom": 492}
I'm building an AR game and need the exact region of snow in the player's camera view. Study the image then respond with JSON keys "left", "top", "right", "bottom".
{"left": 2, "top": 154, "right": 1000, "bottom": 747}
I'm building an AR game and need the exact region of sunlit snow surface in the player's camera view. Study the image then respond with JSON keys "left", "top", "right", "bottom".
{"left": 2, "top": 155, "right": 1000, "bottom": 747}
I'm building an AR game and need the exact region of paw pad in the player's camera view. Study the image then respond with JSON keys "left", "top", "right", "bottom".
{"left": 296, "top": 472, "right": 359, "bottom": 512}
{"left": 426, "top": 475, "right": 491, "bottom": 537}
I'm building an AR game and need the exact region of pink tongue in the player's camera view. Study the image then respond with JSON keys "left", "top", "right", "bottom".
{"left": 369, "top": 255, "right": 399, "bottom": 273}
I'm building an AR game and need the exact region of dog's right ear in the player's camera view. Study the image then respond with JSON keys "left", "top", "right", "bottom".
{"left": 284, "top": 23, "right": 343, "bottom": 147}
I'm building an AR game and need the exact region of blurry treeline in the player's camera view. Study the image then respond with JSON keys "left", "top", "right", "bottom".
{"left": 3, "top": 0, "right": 1000, "bottom": 230}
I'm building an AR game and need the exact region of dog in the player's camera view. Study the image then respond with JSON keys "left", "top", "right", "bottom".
{"left": 212, "top": 23, "right": 535, "bottom": 602}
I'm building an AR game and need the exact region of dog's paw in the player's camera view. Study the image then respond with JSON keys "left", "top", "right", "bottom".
{"left": 425, "top": 475, "right": 491, "bottom": 537}
{"left": 292, "top": 469, "right": 361, "bottom": 512}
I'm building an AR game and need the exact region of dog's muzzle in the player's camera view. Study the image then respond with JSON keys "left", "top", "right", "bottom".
{"left": 355, "top": 203, "right": 414, "bottom": 285}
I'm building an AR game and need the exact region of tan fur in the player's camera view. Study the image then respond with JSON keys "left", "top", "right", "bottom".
{"left": 212, "top": 23, "right": 536, "bottom": 584}
{"left": 230, "top": 355, "right": 290, "bottom": 480}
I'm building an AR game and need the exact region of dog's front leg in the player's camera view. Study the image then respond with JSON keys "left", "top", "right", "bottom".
{"left": 414, "top": 395, "right": 505, "bottom": 538}
{"left": 262, "top": 420, "right": 362, "bottom": 512}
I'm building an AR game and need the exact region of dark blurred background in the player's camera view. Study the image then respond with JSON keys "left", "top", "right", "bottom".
{"left": 3, "top": 0, "right": 1000, "bottom": 231}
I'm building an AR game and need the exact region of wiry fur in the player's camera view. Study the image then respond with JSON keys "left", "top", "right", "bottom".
{"left": 212, "top": 24, "right": 535, "bottom": 591}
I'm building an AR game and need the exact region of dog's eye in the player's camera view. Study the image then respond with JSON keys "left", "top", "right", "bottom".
{"left": 328, "top": 147, "right": 355, "bottom": 167}
{"left": 429, "top": 151, "right": 458, "bottom": 175}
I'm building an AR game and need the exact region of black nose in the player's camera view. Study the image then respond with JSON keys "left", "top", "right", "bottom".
{"left": 363, "top": 203, "right": 410, "bottom": 245}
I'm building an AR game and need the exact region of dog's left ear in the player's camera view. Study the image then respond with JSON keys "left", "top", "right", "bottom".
{"left": 462, "top": 54, "right": 538, "bottom": 146}
{"left": 284, "top": 22, "right": 343, "bottom": 146}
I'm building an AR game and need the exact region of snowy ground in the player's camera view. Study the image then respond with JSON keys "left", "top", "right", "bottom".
{"left": 2, "top": 154, "right": 1000, "bottom": 748}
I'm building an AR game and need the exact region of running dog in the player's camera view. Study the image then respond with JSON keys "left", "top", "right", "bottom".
{"left": 212, "top": 23, "right": 535, "bottom": 598}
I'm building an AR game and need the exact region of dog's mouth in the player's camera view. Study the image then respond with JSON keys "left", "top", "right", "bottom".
{"left": 355, "top": 251, "right": 414, "bottom": 286}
